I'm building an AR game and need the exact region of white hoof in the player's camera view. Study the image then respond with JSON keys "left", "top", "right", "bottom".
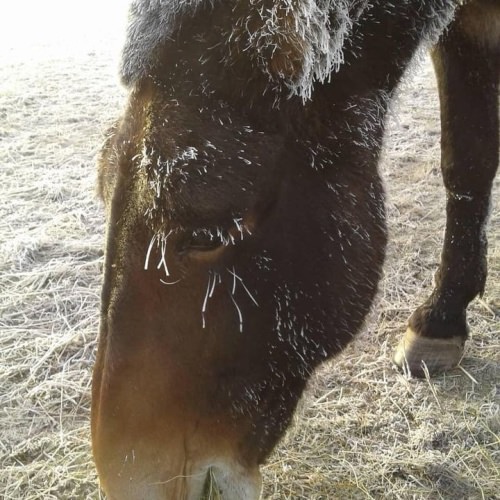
{"left": 393, "top": 328, "right": 466, "bottom": 377}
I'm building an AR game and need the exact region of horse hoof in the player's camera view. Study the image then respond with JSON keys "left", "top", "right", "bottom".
{"left": 393, "top": 327, "right": 466, "bottom": 377}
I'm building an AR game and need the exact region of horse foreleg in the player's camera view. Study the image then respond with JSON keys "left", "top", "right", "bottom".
{"left": 394, "top": 1, "right": 499, "bottom": 376}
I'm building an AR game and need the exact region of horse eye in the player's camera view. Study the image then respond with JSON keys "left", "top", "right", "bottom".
{"left": 178, "top": 231, "right": 225, "bottom": 254}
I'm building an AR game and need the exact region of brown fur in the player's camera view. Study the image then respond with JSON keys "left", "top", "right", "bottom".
{"left": 459, "top": 0, "right": 500, "bottom": 47}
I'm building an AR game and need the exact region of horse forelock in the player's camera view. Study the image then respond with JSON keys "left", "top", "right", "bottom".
{"left": 120, "top": 0, "right": 373, "bottom": 99}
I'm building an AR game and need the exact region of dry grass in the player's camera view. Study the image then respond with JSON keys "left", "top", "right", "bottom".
{"left": 1, "top": 17, "right": 498, "bottom": 500}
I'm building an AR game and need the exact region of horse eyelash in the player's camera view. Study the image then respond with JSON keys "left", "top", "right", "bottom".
{"left": 229, "top": 293, "right": 244, "bottom": 333}
{"left": 227, "top": 266, "right": 259, "bottom": 307}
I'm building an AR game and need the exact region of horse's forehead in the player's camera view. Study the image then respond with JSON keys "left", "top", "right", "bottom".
{"left": 130, "top": 101, "right": 284, "bottom": 233}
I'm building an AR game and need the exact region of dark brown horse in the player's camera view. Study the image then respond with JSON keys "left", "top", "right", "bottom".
{"left": 93, "top": 0, "right": 498, "bottom": 497}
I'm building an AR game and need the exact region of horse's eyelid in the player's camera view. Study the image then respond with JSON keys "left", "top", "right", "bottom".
{"left": 178, "top": 234, "right": 225, "bottom": 253}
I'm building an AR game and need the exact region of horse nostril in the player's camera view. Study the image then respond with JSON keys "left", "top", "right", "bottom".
{"left": 200, "top": 468, "right": 223, "bottom": 500}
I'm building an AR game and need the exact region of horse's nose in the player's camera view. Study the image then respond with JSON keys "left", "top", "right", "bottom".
{"left": 198, "top": 463, "right": 263, "bottom": 500}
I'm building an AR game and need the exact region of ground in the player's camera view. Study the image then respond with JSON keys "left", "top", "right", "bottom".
{"left": 0, "top": 3, "right": 498, "bottom": 499}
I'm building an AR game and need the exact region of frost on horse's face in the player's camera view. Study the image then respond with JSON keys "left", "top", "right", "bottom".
{"left": 92, "top": 1, "right": 458, "bottom": 498}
